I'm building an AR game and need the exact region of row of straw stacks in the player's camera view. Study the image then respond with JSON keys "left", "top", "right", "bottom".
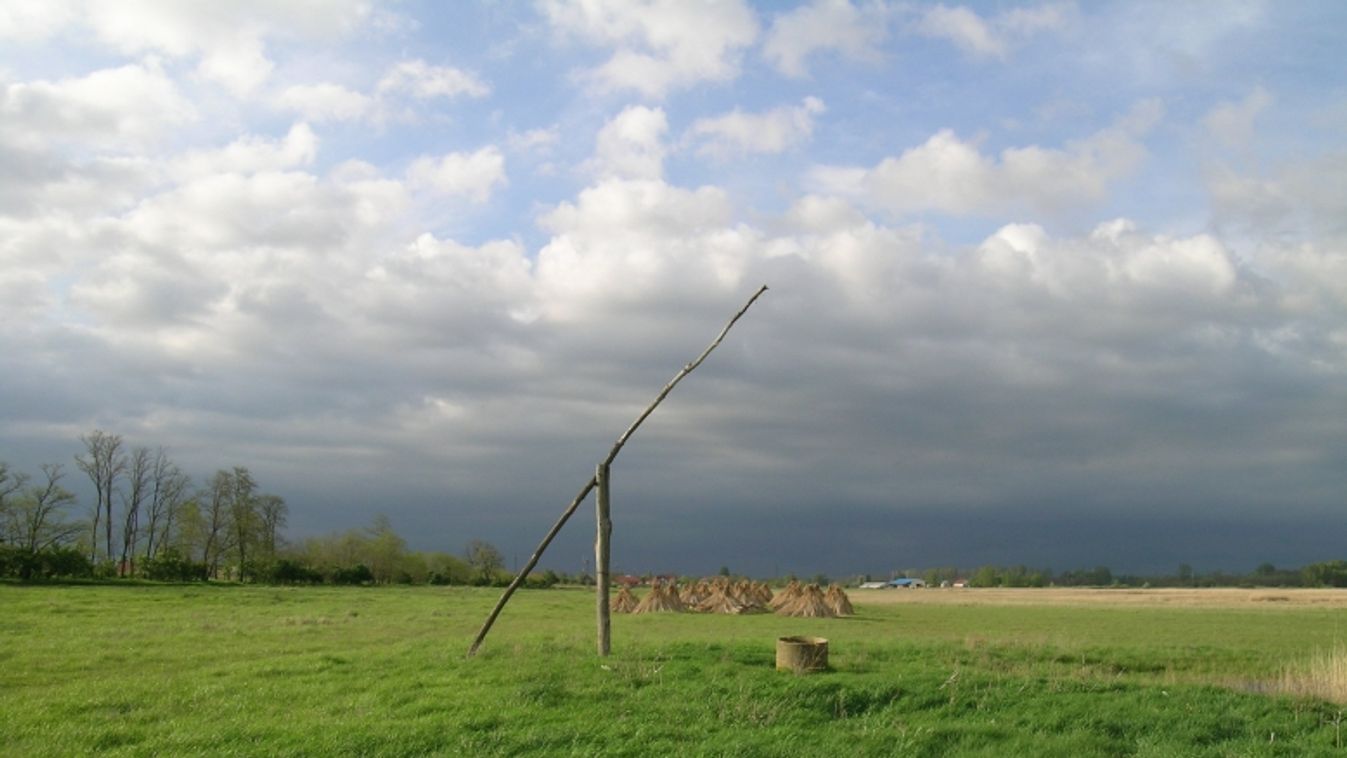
{"left": 611, "top": 578, "right": 852, "bottom": 617}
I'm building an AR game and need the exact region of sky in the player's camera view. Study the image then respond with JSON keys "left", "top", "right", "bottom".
{"left": 2, "top": 0, "right": 1345, "bottom": 578}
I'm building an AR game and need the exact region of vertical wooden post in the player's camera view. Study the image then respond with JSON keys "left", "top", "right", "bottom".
{"left": 595, "top": 462, "right": 612, "bottom": 656}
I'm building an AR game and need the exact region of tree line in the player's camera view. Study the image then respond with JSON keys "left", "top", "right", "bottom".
{"left": 0, "top": 429, "right": 288, "bottom": 581}
{"left": 0, "top": 430, "right": 521, "bottom": 586}
{"left": 880, "top": 562, "right": 1347, "bottom": 588}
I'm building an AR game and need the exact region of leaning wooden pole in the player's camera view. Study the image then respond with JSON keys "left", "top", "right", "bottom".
{"left": 465, "top": 477, "right": 595, "bottom": 657}
{"left": 465, "top": 284, "right": 768, "bottom": 658}
{"left": 595, "top": 462, "right": 612, "bottom": 656}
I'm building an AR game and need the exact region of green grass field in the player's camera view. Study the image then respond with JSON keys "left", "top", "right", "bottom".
{"left": 4, "top": 584, "right": 1347, "bottom": 756}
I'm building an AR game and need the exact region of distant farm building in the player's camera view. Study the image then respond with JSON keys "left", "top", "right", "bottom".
{"left": 858, "top": 581, "right": 888, "bottom": 589}
{"left": 888, "top": 578, "right": 926, "bottom": 588}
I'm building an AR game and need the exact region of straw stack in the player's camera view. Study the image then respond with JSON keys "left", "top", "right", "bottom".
{"left": 696, "top": 588, "right": 744, "bottom": 614}
{"left": 680, "top": 580, "right": 709, "bottom": 607}
{"left": 824, "top": 584, "right": 854, "bottom": 616}
{"left": 769, "top": 580, "right": 802, "bottom": 610}
{"left": 775, "top": 583, "right": 836, "bottom": 618}
{"left": 633, "top": 580, "right": 685, "bottom": 613}
{"left": 612, "top": 586, "right": 639, "bottom": 613}
{"left": 751, "top": 581, "right": 775, "bottom": 605}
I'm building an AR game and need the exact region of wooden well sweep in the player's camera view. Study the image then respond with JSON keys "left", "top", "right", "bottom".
{"left": 776, "top": 635, "right": 828, "bottom": 674}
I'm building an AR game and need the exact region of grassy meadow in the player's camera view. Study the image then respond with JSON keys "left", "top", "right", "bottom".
{"left": 5, "top": 584, "right": 1347, "bottom": 756}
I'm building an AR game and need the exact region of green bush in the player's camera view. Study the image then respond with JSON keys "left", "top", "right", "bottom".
{"left": 0, "top": 546, "right": 93, "bottom": 580}
{"left": 141, "top": 549, "right": 208, "bottom": 582}
{"left": 267, "top": 559, "right": 324, "bottom": 584}
{"left": 330, "top": 564, "right": 374, "bottom": 585}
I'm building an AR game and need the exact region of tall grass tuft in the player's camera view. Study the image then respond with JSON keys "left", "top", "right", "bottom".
{"left": 1276, "top": 646, "right": 1347, "bottom": 703}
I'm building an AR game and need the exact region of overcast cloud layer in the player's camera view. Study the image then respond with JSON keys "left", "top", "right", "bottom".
{"left": 2, "top": 0, "right": 1345, "bottom": 576}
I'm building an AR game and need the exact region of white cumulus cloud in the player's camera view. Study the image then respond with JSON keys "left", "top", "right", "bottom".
{"left": 275, "top": 83, "right": 374, "bottom": 123}
{"left": 540, "top": 0, "right": 758, "bottom": 98}
{"left": 913, "top": 2, "right": 1071, "bottom": 60}
{"left": 762, "top": 0, "right": 889, "bottom": 78}
{"left": 171, "top": 123, "right": 318, "bottom": 179}
{"left": 809, "top": 100, "right": 1161, "bottom": 218}
{"left": 588, "top": 106, "right": 669, "bottom": 180}
{"left": 0, "top": 62, "right": 196, "bottom": 150}
{"left": 406, "top": 146, "right": 507, "bottom": 202}
{"left": 377, "top": 59, "right": 490, "bottom": 100}
{"left": 0, "top": 0, "right": 78, "bottom": 40}
{"left": 685, "top": 97, "right": 826, "bottom": 157}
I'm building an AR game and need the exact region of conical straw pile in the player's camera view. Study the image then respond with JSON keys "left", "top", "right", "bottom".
{"left": 770, "top": 580, "right": 802, "bottom": 610}
{"left": 751, "top": 581, "right": 775, "bottom": 605}
{"left": 612, "top": 586, "right": 639, "bottom": 613}
{"left": 695, "top": 585, "right": 768, "bottom": 614}
{"left": 633, "top": 580, "right": 685, "bottom": 613}
{"left": 680, "top": 580, "right": 709, "bottom": 606}
{"left": 695, "top": 587, "right": 742, "bottom": 614}
{"left": 824, "top": 584, "right": 854, "bottom": 616}
{"left": 776, "top": 583, "right": 836, "bottom": 618}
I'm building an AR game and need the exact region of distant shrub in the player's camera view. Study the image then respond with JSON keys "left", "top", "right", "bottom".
{"left": 39, "top": 547, "right": 93, "bottom": 579}
{"left": 141, "top": 549, "right": 208, "bottom": 582}
{"left": 0, "top": 546, "right": 94, "bottom": 580}
{"left": 523, "top": 572, "right": 556, "bottom": 589}
{"left": 267, "top": 559, "right": 324, "bottom": 585}
{"left": 330, "top": 564, "right": 374, "bottom": 585}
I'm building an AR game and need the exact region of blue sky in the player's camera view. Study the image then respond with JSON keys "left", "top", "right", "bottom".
{"left": 2, "top": 0, "right": 1345, "bottom": 576}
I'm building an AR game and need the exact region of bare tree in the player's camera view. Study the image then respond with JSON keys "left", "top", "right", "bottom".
{"left": 200, "top": 471, "right": 235, "bottom": 578}
{"left": 75, "top": 430, "right": 126, "bottom": 563}
{"left": 0, "top": 461, "right": 30, "bottom": 545}
{"left": 143, "top": 449, "right": 190, "bottom": 561}
{"left": 119, "top": 446, "right": 152, "bottom": 574}
{"left": 15, "top": 463, "right": 83, "bottom": 553}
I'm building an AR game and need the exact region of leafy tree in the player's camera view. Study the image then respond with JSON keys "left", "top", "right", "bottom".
{"left": 465, "top": 539, "right": 504, "bottom": 585}
{"left": 923, "top": 566, "right": 961, "bottom": 586}
{"left": 365, "top": 515, "right": 407, "bottom": 583}
{"left": 971, "top": 565, "right": 1001, "bottom": 587}
{"left": 424, "top": 552, "right": 472, "bottom": 585}
{"left": 256, "top": 494, "right": 287, "bottom": 561}
{"left": 173, "top": 500, "right": 205, "bottom": 563}
{"left": 1091, "top": 566, "right": 1113, "bottom": 586}
{"left": 1303, "top": 561, "right": 1347, "bottom": 588}
{"left": 228, "top": 466, "right": 258, "bottom": 581}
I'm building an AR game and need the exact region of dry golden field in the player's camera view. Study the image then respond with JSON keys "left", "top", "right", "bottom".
{"left": 852, "top": 586, "right": 1347, "bottom": 608}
